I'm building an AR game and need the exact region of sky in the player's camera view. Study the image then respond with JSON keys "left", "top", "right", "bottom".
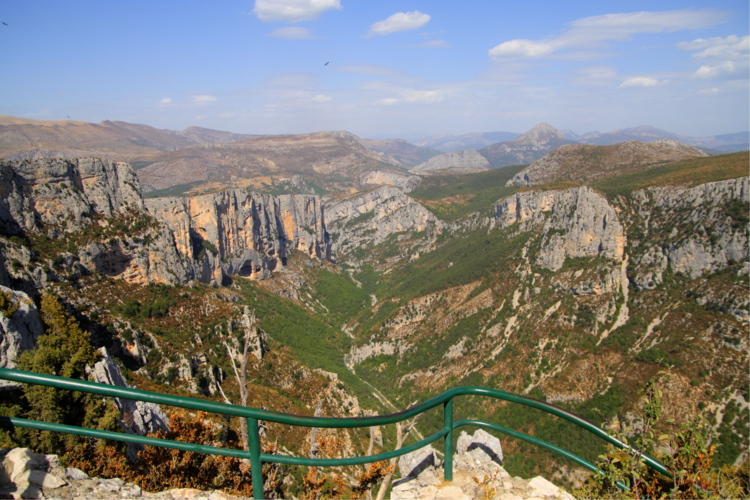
{"left": 0, "top": 0, "right": 748, "bottom": 140}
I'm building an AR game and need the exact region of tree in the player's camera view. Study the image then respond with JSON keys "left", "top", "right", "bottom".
{"left": 217, "top": 307, "right": 266, "bottom": 452}
{"left": 16, "top": 293, "right": 120, "bottom": 454}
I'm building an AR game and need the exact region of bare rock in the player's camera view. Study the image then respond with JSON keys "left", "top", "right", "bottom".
{"left": 0, "top": 287, "right": 43, "bottom": 382}
{"left": 411, "top": 149, "right": 490, "bottom": 173}
{"left": 495, "top": 186, "right": 624, "bottom": 271}
{"left": 456, "top": 428, "right": 503, "bottom": 465}
{"left": 92, "top": 347, "right": 168, "bottom": 460}
{"left": 398, "top": 445, "right": 438, "bottom": 479}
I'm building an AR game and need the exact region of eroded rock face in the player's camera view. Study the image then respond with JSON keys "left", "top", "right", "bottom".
{"left": 0, "top": 158, "right": 192, "bottom": 286}
{"left": 392, "top": 430, "right": 573, "bottom": 500}
{"left": 0, "top": 287, "right": 43, "bottom": 383}
{"left": 411, "top": 149, "right": 490, "bottom": 172}
{"left": 325, "top": 186, "right": 442, "bottom": 260}
{"left": 145, "top": 190, "right": 330, "bottom": 284}
{"left": 494, "top": 186, "right": 625, "bottom": 271}
{"left": 92, "top": 348, "right": 169, "bottom": 438}
{"left": 0, "top": 158, "right": 143, "bottom": 234}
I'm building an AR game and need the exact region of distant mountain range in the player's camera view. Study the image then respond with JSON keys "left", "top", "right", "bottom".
{"left": 0, "top": 115, "right": 746, "bottom": 196}
{"left": 416, "top": 125, "right": 748, "bottom": 154}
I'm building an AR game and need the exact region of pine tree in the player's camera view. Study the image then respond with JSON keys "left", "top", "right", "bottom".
{"left": 17, "top": 294, "right": 119, "bottom": 454}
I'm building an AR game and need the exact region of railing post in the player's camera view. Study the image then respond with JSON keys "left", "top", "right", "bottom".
{"left": 247, "top": 417, "right": 264, "bottom": 500}
{"left": 443, "top": 398, "right": 453, "bottom": 482}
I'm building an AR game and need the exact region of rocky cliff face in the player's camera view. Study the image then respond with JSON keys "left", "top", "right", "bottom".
{"left": 0, "top": 287, "right": 43, "bottom": 384}
{"left": 145, "top": 190, "right": 330, "bottom": 284}
{"left": 0, "top": 158, "right": 332, "bottom": 289}
{"left": 0, "top": 158, "right": 192, "bottom": 288}
{"left": 625, "top": 177, "right": 749, "bottom": 293}
{"left": 494, "top": 186, "right": 625, "bottom": 271}
{"left": 411, "top": 149, "right": 490, "bottom": 173}
{"left": 325, "top": 186, "right": 443, "bottom": 263}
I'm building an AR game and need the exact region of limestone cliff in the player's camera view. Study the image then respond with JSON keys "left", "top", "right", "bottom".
{"left": 411, "top": 149, "right": 490, "bottom": 173}
{"left": 359, "top": 170, "right": 421, "bottom": 192}
{"left": 630, "top": 177, "right": 749, "bottom": 281}
{"left": 494, "top": 186, "right": 625, "bottom": 271}
{"left": 325, "top": 186, "right": 443, "bottom": 263}
{"left": 0, "top": 287, "right": 43, "bottom": 384}
{"left": 145, "top": 190, "right": 330, "bottom": 284}
{"left": 0, "top": 158, "right": 192, "bottom": 287}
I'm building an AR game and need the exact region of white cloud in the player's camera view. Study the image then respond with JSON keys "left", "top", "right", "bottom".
{"left": 678, "top": 35, "right": 749, "bottom": 80}
{"left": 489, "top": 39, "right": 558, "bottom": 58}
{"left": 619, "top": 77, "right": 663, "bottom": 88}
{"left": 193, "top": 95, "right": 218, "bottom": 103}
{"left": 268, "top": 27, "right": 318, "bottom": 39}
{"left": 677, "top": 34, "right": 749, "bottom": 59}
{"left": 158, "top": 97, "right": 173, "bottom": 106}
{"left": 311, "top": 94, "right": 332, "bottom": 102}
{"left": 375, "top": 98, "right": 399, "bottom": 106}
{"left": 374, "top": 89, "right": 444, "bottom": 105}
{"left": 489, "top": 9, "right": 730, "bottom": 59}
{"left": 367, "top": 11, "right": 430, "bottom": 37}
{"left": 694, "top": 61, "right": 738, "bottom": 79}
{"left": 253, "top": 0, "right": 341, "bottom": 23}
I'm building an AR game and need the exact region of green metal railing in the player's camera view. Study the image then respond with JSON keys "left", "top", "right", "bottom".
{"left": 0, "top": 367, "right": 670, "bottom": 499}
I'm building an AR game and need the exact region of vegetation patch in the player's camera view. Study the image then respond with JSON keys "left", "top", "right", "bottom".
{"left": 593, "top": 151, "right": 748, "bottom": 197}
{"left": 410, "top": 165, "right": 526, "bottom": 220}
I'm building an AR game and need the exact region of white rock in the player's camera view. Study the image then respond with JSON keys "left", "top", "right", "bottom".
{"left": 528, "top": 476, "right": 568, "bottom": 498}
{"left": 398, "top": 445, "right": 437, "bottom": 478}
{"left": 455, "top": 429, "right": 503, "bottom": 465}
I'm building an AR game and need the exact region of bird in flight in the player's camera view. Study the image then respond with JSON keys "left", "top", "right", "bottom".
{"left": 324, "top": 62, "right": 329, "bottom": 66}
{"left": 2, "top": 22, "right": 7, "bottom": 26}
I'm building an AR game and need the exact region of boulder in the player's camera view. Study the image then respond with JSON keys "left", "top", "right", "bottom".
{"left": 456, "top": 428, "right": 503, "bottom": 465}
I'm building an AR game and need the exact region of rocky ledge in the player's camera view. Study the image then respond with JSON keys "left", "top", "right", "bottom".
{"left": 0, "top": 430, "right": 575, "bottom": 499}
{"left": 393, "top": 430, "right": 574, "bottom": 500}
{"left": 0, "top": 448, "right": 243, "bottom": 500}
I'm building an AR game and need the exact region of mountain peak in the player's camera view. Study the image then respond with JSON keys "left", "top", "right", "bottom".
{"left": 515, "top": 123, "right": 566, "bottom": 145}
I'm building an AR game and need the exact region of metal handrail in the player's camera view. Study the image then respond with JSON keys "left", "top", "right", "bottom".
{"left": 0, "top": 367, "right": 670, "bottom": 499}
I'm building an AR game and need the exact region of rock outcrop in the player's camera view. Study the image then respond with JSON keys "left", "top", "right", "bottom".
{"left": 92, "top": 348, "right": 169, "bottom": 437}
{"left": 494, "top": 186, "right": 625, "bottom": 271}
{"left": 392, "top": 430, "right": 573, "bottom": 500}
{"left": 359, "top": 170, "right": 422, "bottom": 192}
{"left": 145, "top": 190, "right": 329, "bottom": 284}
{"left": 634, "top": 177, "right": 749, "bottom": 279}
{"left": 0, "top": 287, "right": 43, "bottom": 384}
{"left": 0, "top": 448, "right": 243, "bottom": 500}
{"left": 411, "top": 149, "right": 490, "bottom": 173}
{"left": 325, "top": 186, "right": 442, "bottom": 261}
{"left": 0, "top": 158, "right": 193, "bottom": 286}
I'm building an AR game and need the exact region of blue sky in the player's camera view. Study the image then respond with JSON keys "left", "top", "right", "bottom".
{"left": 0, "top": 1, "right": 747, "bottom": 139}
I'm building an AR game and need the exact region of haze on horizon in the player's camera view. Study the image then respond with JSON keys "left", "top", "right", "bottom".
{"left": 0, "top": 0, "right": 747, "bottom": 140}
